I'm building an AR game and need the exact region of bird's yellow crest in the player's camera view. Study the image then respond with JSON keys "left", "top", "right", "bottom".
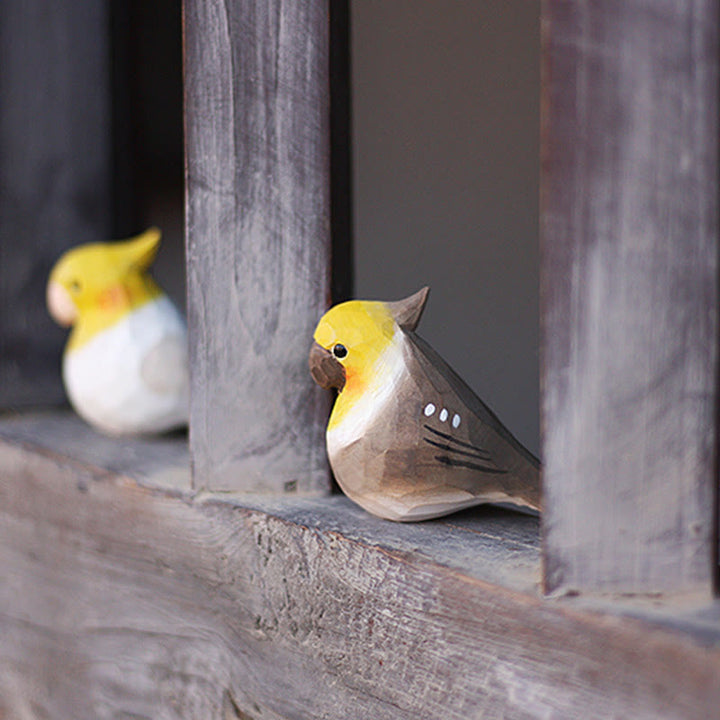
{"left": 47, "top": 228, "right": 163, "bottom": 352}
{"left": 314, "top": 300, "right": 397, "bottom": 429}
{"left": 313, "top": 288, "right": 429, "bottom": 431}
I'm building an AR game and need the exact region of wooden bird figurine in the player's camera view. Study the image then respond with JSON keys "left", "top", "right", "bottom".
{"left": 46, "top": 227, "right": 189, "bottom": 435}
{"left": 309, "top": 287, "right": 540, "bottom": 521}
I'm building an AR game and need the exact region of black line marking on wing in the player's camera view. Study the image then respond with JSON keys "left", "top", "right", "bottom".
{"left": 423, "top": 437, "right": 493, "bottom": 463}
{"left": 434, "top": 455, "right": 508, "bottom": 474}
{"left": 424, "top": 425, "right": 492, "bottom": 459}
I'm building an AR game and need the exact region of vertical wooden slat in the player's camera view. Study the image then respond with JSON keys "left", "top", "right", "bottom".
{"left": 541, "top": 0, "right": 719, "bottom": 595}
{"left": 0, "top": 1, "right": 112, "bottom": 407}
{"left": 184, "top": 0, "right": 332, "bottom": 493}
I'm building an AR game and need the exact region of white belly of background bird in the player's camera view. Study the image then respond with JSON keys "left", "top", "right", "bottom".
{"left": 63, "top": 296, "right": 189, "bottom": 435}
{"left": 47, "top": 228, "right": 190, "bottom": 436}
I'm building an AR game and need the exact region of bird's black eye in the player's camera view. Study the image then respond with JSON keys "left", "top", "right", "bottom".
{"left": 70, "top": 280, "right": 81, "bottom": 293}
{"left": 332, "top": 343, "right": 348, "bottom": 359}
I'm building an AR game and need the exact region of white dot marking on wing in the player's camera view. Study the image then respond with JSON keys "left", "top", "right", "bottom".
{"left": 452, "top": 413, "right": 461, "bottom": 428}
{"left": 439, "top": 408, "right": 448, "bottom": 422}
{"left": 424, "top": 403, "right": 436, "bottom": 417}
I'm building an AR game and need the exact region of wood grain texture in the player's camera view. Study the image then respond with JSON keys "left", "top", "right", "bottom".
{"left": 183, "top": 0, "right": 332, "bottom": 493}
{"left": 2, "top": 419, "right": 720, "bottom": 719}
{"left": 0, "top": 0, "right": 113, "bottom": 408}
{"left": 541, "top": 0, "right": 719, "bottom": 595}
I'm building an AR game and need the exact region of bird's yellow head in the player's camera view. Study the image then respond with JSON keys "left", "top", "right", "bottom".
{"left": 309, "top": 288, "right": 429, "bottom": 427}
{"left": 47, "top": 227, "right": 163, "bottom": 351}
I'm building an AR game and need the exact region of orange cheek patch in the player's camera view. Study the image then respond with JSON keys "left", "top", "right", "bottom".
{"left": 340, "top": 367, "right": 365, "bottom": 401}
{"left": 98, "top": 284, "right": 129, "bottom": 312}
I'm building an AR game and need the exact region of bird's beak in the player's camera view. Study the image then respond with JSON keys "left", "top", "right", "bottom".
{"left": 46, "top": 280, "right": 77, "bottom": 327}
{"left": 309, "top": 341, "right": 346, "bottom": 391}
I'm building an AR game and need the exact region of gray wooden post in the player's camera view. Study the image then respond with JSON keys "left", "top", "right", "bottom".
{"left": 0, "top": 1, "right": 112, "bottom": 407}
{"left": 541, "top": 0, "right": 719, "bottom": 596}
{"left": 184, "top": 0, "right": 332, "bottom": 493}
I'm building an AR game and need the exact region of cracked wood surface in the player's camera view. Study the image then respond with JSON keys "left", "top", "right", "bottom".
{"left": 2, "top": 413, "right": 720, "bottom": 719}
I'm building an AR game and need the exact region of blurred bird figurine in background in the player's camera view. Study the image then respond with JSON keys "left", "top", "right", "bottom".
{"left": 309, "top": 288, "right": 540, "bottom": 521}
{"left": 47, "top": 227, "right": 189, "bottom": 435}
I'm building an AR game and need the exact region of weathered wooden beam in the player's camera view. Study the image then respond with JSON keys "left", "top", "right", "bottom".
{"left": 2, "top": 414, "right": 720, "bottom": 719}
{"left": 0, "top": 0, "right": 113, "bottom": 408}
{"left": 541, "top": 0, "right": 719, "bottom": 596}
{"left": 183, "top": 0, "right": 332, "bottom": 493}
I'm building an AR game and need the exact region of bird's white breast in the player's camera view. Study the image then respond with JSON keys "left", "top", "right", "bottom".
{"left": 326, "top": 335, "right": 406, "bottom": 456}
{"left": 63, "top": 296, "right": 189, "bottom": 434}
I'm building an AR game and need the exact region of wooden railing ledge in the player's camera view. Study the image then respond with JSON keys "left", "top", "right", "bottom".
{"left": 1, "top": 411, "right": 720, "bottom": 719}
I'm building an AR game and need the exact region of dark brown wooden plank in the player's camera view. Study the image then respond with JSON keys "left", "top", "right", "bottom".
{"left": 0, "top": 0, "right": 113, "bottom": 408}
{"left": 541, "top": 1, "right": 719, "bottom": 595}
{"left": 1, "top": 423, "right": 720, "bottom": 719}
{"left": 183, "top": 0, "right": 333, "bottom": 493}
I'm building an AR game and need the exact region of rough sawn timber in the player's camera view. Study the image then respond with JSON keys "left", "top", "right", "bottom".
{"left": 183, "top": 0, "right": 332, "bottom": 494}
{"left": 541, "top": 0, "right": 719, "bottom": 595}
{"left": 2, "top": 415, "right": 720, "bottom": 719}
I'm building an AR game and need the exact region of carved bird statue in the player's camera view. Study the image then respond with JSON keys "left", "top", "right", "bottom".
{"left": 46, "top": 227, "right": 189, "bottom": 435}
{"left": 309, "top": 287, "right": 540, "bottom": 521}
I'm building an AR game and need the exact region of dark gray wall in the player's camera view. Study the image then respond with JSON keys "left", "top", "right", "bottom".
{"left": 0, "top": 0, "right": 113, "bottom": 409}
{"left": 351, "top": 1, "right": 540, "bottom": 454}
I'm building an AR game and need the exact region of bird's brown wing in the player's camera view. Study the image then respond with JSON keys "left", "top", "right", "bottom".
{"left": 327, "top": 330, "right": 541, "bottom": 521}
{"left": 402, "top": 331, "right": 541, "bottom": 511}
